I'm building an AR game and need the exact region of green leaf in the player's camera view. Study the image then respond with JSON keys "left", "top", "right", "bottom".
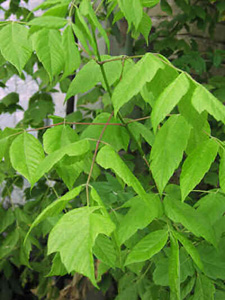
{"left": 180, "top": 139, "right": 219, "bottom": 201}
{"left": 81, "top": 112, "right": 130, "bottom": 151}
{"left": 151, "top": 73, "right": 190, "bottom": 132}
{"left": 150, "top": 115, "right": 191, "bottom": 194}
{"left": 172, "top": 230, "right": 204, "bottom": 271}
{"left": 192, "top": 274, "right": 215, "bottom": 300}
{"left": 0, "top": 230, "right": 20, "bottom": 260}
{"left": 1, "top": 92, "right": 19, "bottom": 107}
{"left": 62, "top": 25, "right": 81, "bottom": 79}
{"left": 141, "top": 0, "right": 159, "bottom": 7}
{"left": 0, "top": 208, "right": 15, "bottom": 234}
{"left": 32, "top": 28, "right": 64, "bottom": 81}
{"left": 161, "top": 0, "right": 173, "bottom": 15}
{"left": 0, "top": 23, "right": 32, "bottom": 74}
{"left": 10, "top": 132, "right": 45, "bottom": 184}
{"left": 135, "top": 12, "right": 152, "bottom": 43}
{"left": 117, "top": 195, "right": 162, "bottom": 245}
{"left": 93, "top": 234, "right": 117, "bottom": 268}
{"left": 24, "top": 185, "right": 83, "bottom": 244}
{"left": 31, "top": 139, "right": 90, "bottom": 186}
{"left": 164, "top": 196, "right": 217, "bottom": 246}
{"left": 0, "top": 134, "right": 8, "bottom": 162}
{"left": 47, "top": 253, "right": 67, "bottom": 276}
{"left": 197, "top": 243, "right": 225, "bottom": 280}
{"left": 118, "top": 0, "right": 143, "bottom": 29}
{"left": 48, "top": 206, "right": 115, "bottom": 286}
{"left": 65, "top": 57, "right": 122, "bottom": 101}
{"left": 192, "top": 84, "right": 225, "bottom": 123}
{"left": 112, "top": 53, "right": 164, "bottom": 115}
{"left": 96, "top": 145, "right": 147, "bottom": 200}
{"left": 125, "top": 229, "right": 168, "bottom": 265}
{"left": 219, "top": 149, "right": 225, "bottom": 193}
{"left": 169, "top": 233, "right": 180, "bottom": 300}
{"left": 28, "top": 16, "right": 68, "bottom": 29}
{"left": 43, "top": 124, "right": 79, "bottom": 154}
{"left": 181, "top": 276, "right": 196, "bottom": 300}
{"left": 195, "top": 193, "right": 225, "bottom": 226}
{"left": 127, "top": 121, "right": 154, "bottom": 147}
{"left": 79, "top": 0, "right": 110, "bottom": 51}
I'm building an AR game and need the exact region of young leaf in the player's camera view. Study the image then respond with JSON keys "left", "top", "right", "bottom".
{"left": 112, "top": 53, "right": 164, "bottom": 115}
{"left": 0, "top": 23, "right": 32, "bottom": 74}
{"left": 117, "top": 0, "right": 143, "bottom": 30}
{"left": 32, "top": 28, "right": 64, "bottom": 81}
{"left": 28, "top": 16, "right": 68, "bottom": 29}
{"left": 48, "top": 206, "right": 115, "bottom": 286}
{"left": 62, "top": 25, "right": 81, "bottom": 79}
{"left": 172, "top": 230, "right": 204, "bottom": 271}
{"left": 192, "top": 84, "right": 225, "bottom": 123}
{"left": 150, "top": 115, "right": 191, "bottom": 194}
{"left": 96, "top": 145, "right": 147, "bottom": 200}
{"left": 43, "top": 124, "right": 79, "bottom": 154}
{"left": 192, "top": 274, "right": 215, "bottom": 300}
{"left": 169, "top": 233, "right": 180, "bottom": 300}
{"left": 164, "top": 196, "right": 217, "bottom": 246}
{"left": 151, "top": 73, "right": 190, "bottom": 132}
{"left": 180, "top": 139, "right": 219, "bottom": 201}
{"left": 31, "top": 139, "right": 90, "bottom": 186}
{"left": 117, "top": 194, "right": 163, "bottom": 245}
{"left": 125, "top": 229, "right": 168, "bottom": 265}
{"left": 219, "top": 149, "right": 225, "bottom": 193}
{"left": 24, "top": 185, "right": 83, "bottom": 244}
{"left": 79, "top": 0, "right": 110, "bottom": 51}
{"left": 81, "top": 112, "right": 130, "bottom": 151}
{"left": 10, "top": 132, "right": 45, "bottom": 184}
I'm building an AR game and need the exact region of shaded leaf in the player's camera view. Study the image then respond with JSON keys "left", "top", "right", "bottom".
{"left": 192, "top": 274, "right": 215, "bottom": 300}
{"left": 169, "top": 233, "right": 180, "bottom": 300}
{"left": 93, "top": 234, "right": 117, "bottom": 268}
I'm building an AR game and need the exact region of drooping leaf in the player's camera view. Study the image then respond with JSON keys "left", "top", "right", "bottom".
{"left": 164, "top": 196, "right": 217, "bottom": 246}
{"left": 180, "top": 139, "right": 218, "bottom": 201}
{"left": 81, "top": 112, "right": 130, "bottom": 151}
{"left": 151, "top": 73, "right": 190, "bottom": 132}
{"left": 0, "top": 23, "right": 32, "bottom": 74}
{"left": 24, "top": 185, "right": 83, "bottom": 244}
{"left": 112, "top": 53, "right": 164, "bottom": 115}
{"left": 10, "top": 132, "right": 45, "bottom": 184}
{"left": 79, "top": 0, "right": 110, "bottom": 51}
{"left": 28, "top": 16, "right": 68, "bottom": 29}
{"left": 96, "top": 145, "right": 147, "bottom": 200}
{"left": 192, "top": 84, "right": 225, "bottom": 123}
{"left": 48, "top": 206, "right": 115, "bottom": 286}
{"left": 32, "top": 28, "right": 64, "bottom": 81}
{"left": 62, "top": 25, "right": 81, "bottom": 79}
{"left": 172, "top": 230, "right": 204, "bottom": 271}
{"left": 134, "top": 12, "right": 152, "bottom": 44}
{"left": 118, "top": 0, "right": 143, "bottom": 29}
{"left": 117, "top": 195, "right": 162, "bottom": 246}
{"left": 150, "top": 115, "right": 191, "bottom": 194}
{"left": 192, "top": 274, "right": 215, "bottom": 300}
{"left": 127, "top": 121, "right": 154, "bottom": 147}
{"left": 31, "top": 139, "right": 90, "bottom": 186}
{"left": 43, "top": 124, "right": 79, "bottom": 154}
{"left": 169, "top": 233, "right": 180, "bottom": 300}
{"left": 125, "top": 229, "right": 168, "bottom": 265}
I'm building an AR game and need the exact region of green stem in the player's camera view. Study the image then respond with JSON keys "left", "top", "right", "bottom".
{"left": 92, "top": 28, "right": 150, "bottom": 168}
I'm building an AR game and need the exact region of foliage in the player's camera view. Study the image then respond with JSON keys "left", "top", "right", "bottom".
{"left": 0, "top": 0, "right": 225, "bottom": 299}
